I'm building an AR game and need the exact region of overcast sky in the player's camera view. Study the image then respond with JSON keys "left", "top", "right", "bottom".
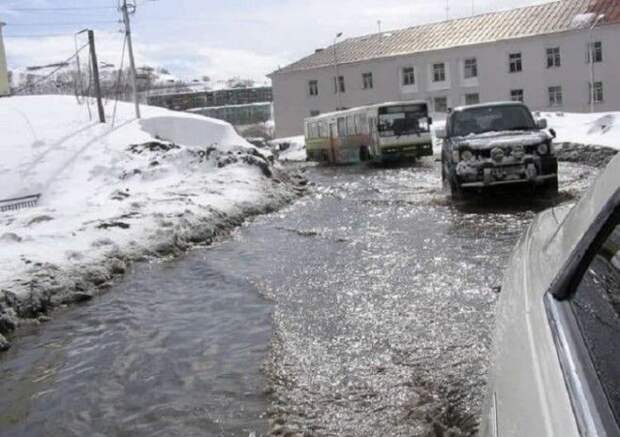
{"left": 1, "top": 0, "right": 554, "bottom": 83}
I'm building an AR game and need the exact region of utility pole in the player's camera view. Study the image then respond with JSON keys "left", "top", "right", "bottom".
{"left": 120, "top": 0, "right": 141, "bottom": 119}
{"left": 88, "top": 30, "right": 106, "bottom": 123}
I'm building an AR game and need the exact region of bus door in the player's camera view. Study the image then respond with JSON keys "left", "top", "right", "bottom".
{"left": 329, "top": 122, "right": 337, "bottom": 163}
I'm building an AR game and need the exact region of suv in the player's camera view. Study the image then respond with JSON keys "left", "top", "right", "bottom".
{"left": 437, "top": 102, "right": 558, "bottom": 198}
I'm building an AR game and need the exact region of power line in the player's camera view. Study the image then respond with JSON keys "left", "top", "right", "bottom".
{"left": 8, "top": 21, "right": 119, "bottom": 27}
{"left": 5, "top": 6, "right": 116, "bottom": 11}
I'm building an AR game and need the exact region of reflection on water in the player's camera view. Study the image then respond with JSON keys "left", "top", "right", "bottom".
{"left": 0, "top": 160, "right": 596, "bottom": 437}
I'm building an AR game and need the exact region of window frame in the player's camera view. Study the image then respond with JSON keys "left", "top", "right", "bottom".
{"left": 402, "top": 66, "right": 415, "bottom": 86}
{"left": 587, "top": 41, "right": 603, "bottom": 64}
{"left": 510, "top": 89, "right": 524, "bottom": 103}
{"left": 465, "top": 93, "right": 480, "bottom": 105}
{"left": 589, "top": 82, "right": 604, "bottom": 104}
{"left": 548, "top": 86, "right": 563, "bottom": 107}
{"left": 308, "top": 80, "right": 319, "bottom": 96}
{"left": 547, "top": 47, "right": 561, "bottom": 68}
{"left": 362, "top": 72, "right": 373, "bottom": 90}
{"left": 464, "top": 58, "right": 478, "bottom": 79}
{"left": 432, "top": 63, "right": 446, "bottom": 83}
{"left": 333, "top": 75, "right": 345, "bottom": 94}
{"left": 434, "top": 96, "right": 448, "bottom": 113}
{"left": 509, "top": 52, "right": 523, "bottom": 73}
{"left": 545, "top": 206, "right": 620, "bottom": 437}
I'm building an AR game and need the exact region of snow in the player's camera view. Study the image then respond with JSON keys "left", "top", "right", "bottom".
{"left": 271, "top": 135, "right": 307, "bottom": 161}
{"left": 541, "top": 111, "right": 620, "bottom": 151}
{"left": 0, "top": 95, "right": 295, "bottom": 301}
{"left": 570, "top": 12, "right": 597, "bottom": 29}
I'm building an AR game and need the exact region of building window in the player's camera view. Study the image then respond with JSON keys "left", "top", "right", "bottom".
{"left": 433, "top": 63, "right": 446, "bottom": 82}
{"left": 587, "top": 41, "right": 603, "bottom": 63}
{"left": 464, "top": 58, "right": 478, "bottom": 79}
{"left": 510, "top": 89, "right": 524, "bottom": 102}
{"left": 546, "top": 47, "right": 561, "bottom": 68}
{"left": 589, "top": 81, "right": 604, "bottom": 104}
{"left": 362, "top": 72, "right": 373, "bottom": 89}
{"left": 402, "top": 67, "right": 415, "bottom": 86}
{"left": 548, "top": 86, "right": 563, "bottom": 106}
{"left": 310, "top": 110, "right": 320, "bottom": 117}
{"left": 509, "top": 53, "right": 522, "bottom": 73}
{"left": 308, "top": 80, "right": 319, "bottom": 96}
{"left": 333, "top": 76, "right": 345, "bottom": 93}
{"left": 465, "top": 93, "right": 480, "bottom": 105}
{"left": 434, "top": 96, "right": 448, "bottom": 113}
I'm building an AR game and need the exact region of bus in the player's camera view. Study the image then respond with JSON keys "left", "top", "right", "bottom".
{"left": 304, "top": 101, "right": 433, "bottom": 164}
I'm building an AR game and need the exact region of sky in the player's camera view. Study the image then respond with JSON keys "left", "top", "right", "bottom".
{"left": 1, "top": 0, "right": 556, "bottom": 84}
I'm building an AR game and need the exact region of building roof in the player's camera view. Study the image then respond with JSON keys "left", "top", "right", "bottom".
{"left": 271, "top": 0, "right": 620, "bottom": 76}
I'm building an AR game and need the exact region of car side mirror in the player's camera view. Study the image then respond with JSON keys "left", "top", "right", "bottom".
{"left": 428, "top": 117, "right": 433, "bottom": 125}
{"left": 434, "top": 126, "right": 447, "bottom": 139}
{"left": 536, "top": 118, "right": 548, "bottom": 130}
{"left": 549, "top": 128, "right": 557, "bottom": 139}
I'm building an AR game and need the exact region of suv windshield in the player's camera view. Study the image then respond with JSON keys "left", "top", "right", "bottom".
{"left": 451, "top": 105, "right": 536, "bottom": 137}
{"left": 378, "top": 105, "right": 429, "bottom": 136}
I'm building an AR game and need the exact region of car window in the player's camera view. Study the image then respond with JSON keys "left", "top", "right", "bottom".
{"left": 450, "top": 105, "right": 535, "bottom": 137}
{"left": 570, "top": 220, "right": 620, "bottom": 425}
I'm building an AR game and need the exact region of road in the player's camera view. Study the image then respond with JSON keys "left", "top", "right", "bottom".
{"left": 0, "top": 159, "right": 597, "bottom": 437}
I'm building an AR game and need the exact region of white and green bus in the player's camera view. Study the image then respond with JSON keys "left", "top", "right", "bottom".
{"left": 304, "top": 101, "right": 433, "bottom": 164}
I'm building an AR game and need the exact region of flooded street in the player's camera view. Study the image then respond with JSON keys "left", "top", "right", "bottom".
{"left": 0, "top": 160, "right": 597, "bottom": 436}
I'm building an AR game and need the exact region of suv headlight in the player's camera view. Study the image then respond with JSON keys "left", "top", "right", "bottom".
{"left": 452, "top": 150, "right": 460, "bottom": 163}
{"left": 461, "top": 150, "right": 474, "bottom": 161}
{"left": 537, "top": 143, "right": 549, "bottom": 155}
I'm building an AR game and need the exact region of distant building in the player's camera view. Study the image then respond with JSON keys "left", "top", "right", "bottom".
{"left": 269, "top": 0, "right": 620, "bottom": 137}
{"left": 146, "top": 85, "right": 273, "bottom": 127}
{"left": 188, "top": 102, "right": 273, "bottom": 127}
{"left": 0, "top": 22, "right": 9, "bottom": 96}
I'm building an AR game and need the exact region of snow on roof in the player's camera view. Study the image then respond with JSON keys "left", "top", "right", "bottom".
{"left": 271, "top": 0, "right": 620, "bottom": 76}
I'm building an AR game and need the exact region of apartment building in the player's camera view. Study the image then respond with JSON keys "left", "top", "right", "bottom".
{"left": 269, "top": 0, "right": 620, "bottom": 137}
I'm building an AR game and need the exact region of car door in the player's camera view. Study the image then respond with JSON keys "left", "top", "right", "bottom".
{"left": 545, "top": 208, "right": 620, "bottom": 437}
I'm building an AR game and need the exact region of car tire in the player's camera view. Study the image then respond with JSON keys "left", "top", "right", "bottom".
{"left": 359, "top": 146, "right": 371, "bottom": 162}
{"left": 542, "top": 177, "right": 559, "bottom": 196}
{"left": 448, "top": 168, "right": 465, "bottom": 200}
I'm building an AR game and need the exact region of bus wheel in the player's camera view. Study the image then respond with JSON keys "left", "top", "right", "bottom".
{"left": 359, "top": 146, "right": 370, "bottom": 162}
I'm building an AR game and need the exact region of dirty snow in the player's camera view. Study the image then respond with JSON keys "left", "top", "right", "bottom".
{"left": 0, "top": 95, "right": 299, "bottom": 304}
{"left": 271, "top": 135, "right": 306, "bottom": 161}
{"left": 542, "top": 111, "right": 620, "bottom": 150}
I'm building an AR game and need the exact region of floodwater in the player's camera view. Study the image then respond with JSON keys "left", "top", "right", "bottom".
{"left": 0, "top": 160, "right": 596, "bottom": 437}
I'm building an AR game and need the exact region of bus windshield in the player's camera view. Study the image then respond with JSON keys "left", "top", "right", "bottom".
{"left": 451, "top": 105, "right": 536, "bottom": 137}
{"left": 378, "top": 104, "right": 429, "bottom": 137}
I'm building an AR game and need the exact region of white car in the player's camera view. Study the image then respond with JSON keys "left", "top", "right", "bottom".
{"left": 481, "top": 153, "right": 620, "bottom": 436}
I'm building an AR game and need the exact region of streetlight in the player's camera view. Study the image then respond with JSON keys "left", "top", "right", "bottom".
{"left": 589, "top": 13, "right": 605, "bottom": 113}
{"left": 333, "top": 32, "right": 343, "bottom": 110}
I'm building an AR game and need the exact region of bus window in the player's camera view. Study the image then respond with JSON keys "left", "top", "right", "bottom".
{"left": 378, "top": 104, "right": 429, "bottom": 136}
{"left": 347, "top": 116, "right": 355, "bottom": 136}
{"left": 337, "top": 117, "right": 346, "bottom": 137}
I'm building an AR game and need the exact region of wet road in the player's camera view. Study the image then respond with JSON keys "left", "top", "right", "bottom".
{"left": 0, "top": 160, "right": 597, "bottom": 436}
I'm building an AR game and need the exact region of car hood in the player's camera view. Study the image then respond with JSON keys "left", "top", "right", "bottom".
{"left": 453, "top": 130, "right": 550, "bottom": 150}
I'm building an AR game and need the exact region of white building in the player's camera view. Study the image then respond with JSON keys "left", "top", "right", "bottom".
{"left": 269, "top": 0, "right": 620, "bottom": 138}
{"left": 0, "top": 22, "right": 9, "bottom": 96}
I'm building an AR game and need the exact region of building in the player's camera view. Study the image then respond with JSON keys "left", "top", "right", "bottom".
{"left": 146, "top": 85, "right": 273, "bottom": 127}
{"left": 269, "top": 0, "right": 620, "bottom": 138}
{"left": 0, "top": 22, "right": 9, "bottom": 96}
{"left": 188, "top": 102, "right": 273, "bottom": 127}
{"left": 147, "top": 86, "right": 273, "bottom": 112}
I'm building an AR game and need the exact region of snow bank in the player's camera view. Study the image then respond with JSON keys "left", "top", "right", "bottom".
{"left": 0, "top": 95, "right": 304, "bottom": 346}
{"left": 271, "top": 135, "right": 307, "bottom": 161}
{"left": 541, "top": 111, "right": 620, "bottom": 150}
